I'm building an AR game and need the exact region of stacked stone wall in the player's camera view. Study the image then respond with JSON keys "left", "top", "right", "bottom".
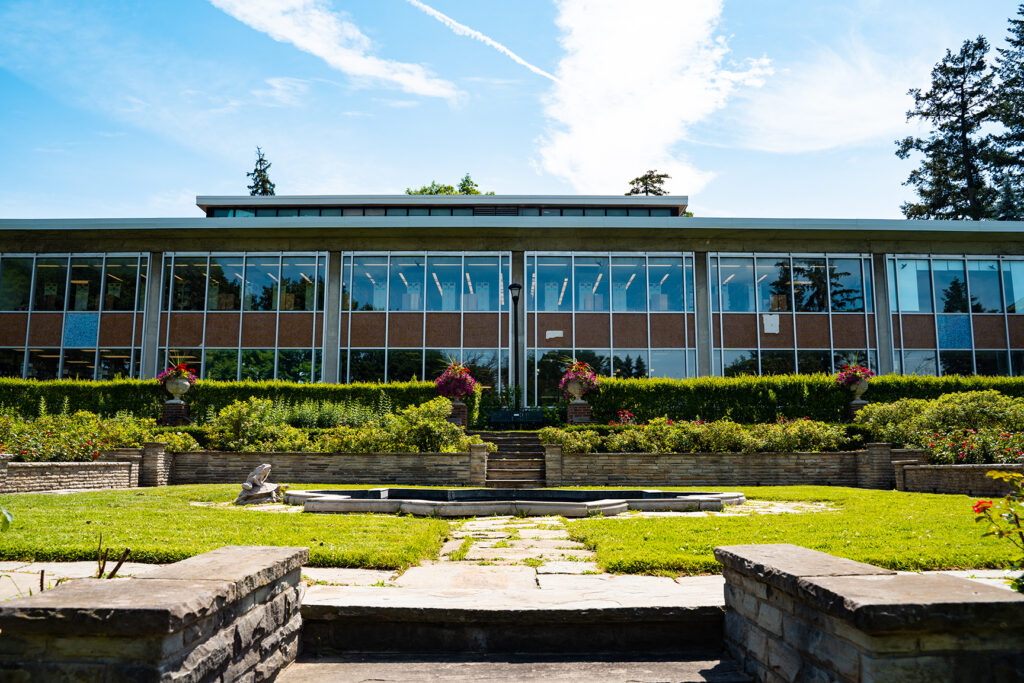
{"left": 896, "top": 462, "right": 1024, "bottom": 496}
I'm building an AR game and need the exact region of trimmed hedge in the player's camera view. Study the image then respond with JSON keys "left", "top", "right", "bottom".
{"left": 0, "top": 378, "right": 481, "bottom": 425}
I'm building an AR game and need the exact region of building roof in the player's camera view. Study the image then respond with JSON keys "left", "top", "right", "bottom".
{"left": 195, "top": 194, "right": 690, "bottom": 211}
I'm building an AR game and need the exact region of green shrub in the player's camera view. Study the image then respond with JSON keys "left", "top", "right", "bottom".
{"left": 925, "top": 429, "right": 1024, "bottom": 465}
{"left": 856, "top": 391, "right": 1024, "bottom": 446}
{"left": 538, "top": 427, "right": 601, "bottom": 454}
{"left": 206, "top": 398, "right": 312, "bottom": 452}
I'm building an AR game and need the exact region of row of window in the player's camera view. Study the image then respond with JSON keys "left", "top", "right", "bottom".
{"left": 887, "top": 257, "right": 1024, "bottom": 313}
{"left": 710, "top": 255, "right": 873, "bottom": 314}
{"left": 893, "top": 349, "right": 1024, "bottom": 377}
{"left": 0, "top": 255, "right": 148, "bottom": 312}
{"left": 209, "top": 207, "right": 675, "bottom": 218}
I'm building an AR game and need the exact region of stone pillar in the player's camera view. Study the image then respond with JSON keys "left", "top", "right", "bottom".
{"left": 0, "top": 454, "right": 9, "bottom": 492}
{"left": 871, "top": 253, "right": 894, "bottom": 375}
{"left": 693, "top": 251, "right": 713, "bottom": 377}
{"left": 510, "top": 250, "right": 527, "bottom": 406}
{"left": 567, "top": 399, "right": 591, "bottom": 424}
{"left": 891, "top": 460, "right": 918, "bottom": 491}
{"left": 322, "top": 251, "right": 343, "bottom": 384}
{"left": 544, "top": 444, "right": 562, "bottom": 487}
{"left": 139, "top": 251, "right": 164, "bottom": 379}
{"left": 103, "top": 451, "right": 143, "bottom": 488}
{"left": 857, "top": 443, "right": 895, "bottom": 490}
{"left": 469, "top": 443, "right": 488, "bottom": 486}
{"left": 140, "top": 442, "right": 170, "bottom": 487}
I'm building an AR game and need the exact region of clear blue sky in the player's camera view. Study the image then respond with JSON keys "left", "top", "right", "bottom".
{"left": 0, "top": 0, "right": 1015, "bottom": 219}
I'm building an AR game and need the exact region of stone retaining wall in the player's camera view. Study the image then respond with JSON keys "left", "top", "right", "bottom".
{"left": 895, "top": 462, "right": 1024, "bottom": 496}
{"left": 0, "top": 451, "right": 141, "bottom": 493}
{"left": 715, "top": 543, "right": 1024, "bottom": 682}
{"left": 546, "top": 443, "right": 924, "bottom": 489}
{"left": 0, "top": 545, "right": 308, "bottom": 681}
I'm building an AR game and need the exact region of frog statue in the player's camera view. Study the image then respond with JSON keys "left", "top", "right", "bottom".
{"left": 234, "top": 463, "right": 287, "bottom": 505}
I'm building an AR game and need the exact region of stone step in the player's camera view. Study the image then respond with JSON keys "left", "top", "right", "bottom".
{"left": 485, "top": 479, "right": 547, "bottom": 489}
{"left": 300, "top": 587, "right": 728, "bottom": 657}
{"left": 487, "top": 458, "right": 544, "bottom": 469}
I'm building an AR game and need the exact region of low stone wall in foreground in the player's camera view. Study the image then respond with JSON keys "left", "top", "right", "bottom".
{"left": 895, "top": 462, "right": 1024, "bottom": 496}
{"left": 0, "top": 450, "right": 142, "bottom": 493}
{"left": 0, "top": 545, "right": 307, "bottom": 681}
{"left": 716, "top": 543, "right": 1024, "bottom": 682}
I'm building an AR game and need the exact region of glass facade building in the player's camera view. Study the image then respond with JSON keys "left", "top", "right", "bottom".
{"left": 1, "top": 194, "right": 1023, "bottom": 400}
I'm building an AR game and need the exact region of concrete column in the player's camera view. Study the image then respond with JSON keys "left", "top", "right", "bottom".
{"left": 322, "top": 251, "right": 343, "bottom": 384}
{"left": 510, "top": 250, "right": 527, "bottom": 406}
{"left": 871, "top": 253, "right": 894, "bottom": 375}
{"left": 140, "top": 251, "right": 163, "bottom": 379}
{"left": 693, "top": 251, "right": 713, "bottom": 377}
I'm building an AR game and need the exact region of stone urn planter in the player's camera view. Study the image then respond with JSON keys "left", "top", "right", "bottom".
{"left": 850, "top": 378, "right": 869, "bottom": 400}
{"left": 164, "top": 377, "right": 192, "bottom": 403}
{"left": 565, "top": 379, "right": 585, "bottom": 401}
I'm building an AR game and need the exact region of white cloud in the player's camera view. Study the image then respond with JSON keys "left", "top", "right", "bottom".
{"left": 404, "top": 0, "right": 558, "bottom": 82}
{"left": 209, "top": 0, "right": 459, "bottom": 100}
{"left": 252, "top": 76, "right": 309, "bottom": 106}
{"left": 537, "top": 0, "right": 770, "bottom": 195}
{"left": 729, "top": 40, "right": 929, "bottom": 153}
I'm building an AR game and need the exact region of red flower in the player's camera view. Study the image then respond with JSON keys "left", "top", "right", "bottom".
{"left": 92, "top": 452, "right": 99, "bottom": 459}
{"left": 973, "top": 500, "right": 993, "bottom": 514}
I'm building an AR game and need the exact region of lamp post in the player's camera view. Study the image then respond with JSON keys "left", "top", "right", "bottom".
{"left": 508, "top": 282, "right": 522, "bottom": 408}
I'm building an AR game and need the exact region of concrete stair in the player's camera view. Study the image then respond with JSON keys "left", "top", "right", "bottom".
{"left": 472, "top": 431, "right": 546, "bottom": 488}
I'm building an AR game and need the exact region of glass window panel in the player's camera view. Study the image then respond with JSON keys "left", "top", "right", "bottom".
{"left": 298, "top": 208, "right": 320, "bottom": 217}
{"left": 1003, "top": 260, "right": 1024, "bottom": 313}
{"left": 722, "top": 350, "right": 757, "bottom": 377}
{"left": 535, "top": 256, "right": 572, "bottom": 312}
{"left": 171, "top": 256, "right": 209, "bottom": 311}
{"left": 894, "top": 259, "right": 932, "bottom": 312}
{"left": 975, "top": 350, "right": 1009, "bottom": 376}
{"left": 351, "top": 256, "right": 389, "bottom": 311}
{"left": 499, "top": 348, "right": 510, "bottom": 391}
{"left": 0, "top": 348, "right": 23, "bottom": 377}
{"left": 163, "top": 349, "right": 203, "bottom": 379}
{"left": 574, "top": 256, "right": 609, "bottom": 312}
{"left": 863, "top": 258, "right": 874, "bottom": 313}
{"left": 244, "top": 255, "right": 280, "bottom": 311}
{"left": 429, "top": 208, "right": 451, "bottom": 216}
{"left": 206, "top": 256, "right": 243, "bottom": 311}
{"left": 967, "top": 261, "right": 1002, "bottom": 313}
{"left": 389, "top": 255, "right": 424, "bottom": 311}
{"left": 0, "top": 257, "right": 33, "bottom": 311}
{"left": 902, "top": 350, "right": 937, "bottom": 375}
{"left": 612, "top": 349, "right": 647, "bottom": 378}
{"left": 316, "top": 348, "right": 325, "bottom": 383}
{"left": 65, "top": 258, "right": 102, "bottom": 311}
{"left": 828, "top": 258, "right": 865, "bottom": 312}
{"left": 277, "top": 208, "right": 298, "bottom": 217}
{"left": 937, "top": 314, "right": 972, "bottom": 348}
{"left": 26, "top": 349, "right": 59, "bottom": 379}
{"left": 520, "top": 208, "right": 540, "bottom": 216}
{"left": 1013, "top": 350, "right": 1024, "bottom": 377}
{"left": 425, "top": 349, "right": 462, "bottom": 381}
{"left": 349, "top": 349, "right": 385, "bottom": 382}
{"left": 710, "top": 258, "right": 720, "bottom": 312}
{"left": 103, "top": 257, "right": 140, "bottom": 311}
{"left": 648, "top": 257, "right": 685, "bottom": 312}
{"left": 320, "top": 208, "right": 341, "bottom": 217}
{"left": 606, "top": 208, "right": 627, "bottom": 217}
{"left": 255, "top": 208, "right": 276, "bottom": 217}
{"left": 277, "top": 349, "right": 313, "bottom": 382}
{"left": 649, "top": 349, "right": 686, "bottom": 379}
{"left": 452, "top": 208, "right": 472, "bottom": 217}
{"left": 887, "top": 259, "right": 898, "bottom": 312}
{"left": 386, "top": 208, "right": 407, "bottom": 216}
{"left": 234, "top": 208, "right": 255, "bottom": 217}
{"left": 611, "top": 257, "right": 646, "bottom": 312}
{"left": 33, "top": 257, "right": 68, "bottom": 311}
{"left": 426, "top": 256, "right": 461, "bottom": 312}
{"left": 408, "top": 208, "right": 429, "bottom": 216}
{"left": 211, "top": 209, "right": 231, "bottom": 217}
{"left": 562, "top": 208, "right": 583, "bottom": 216}
{"left": 464, "top": 256, "right": 501, "bottom": 311}
{"left": 627, "top": 208, "right": 649, "bottom": 217}
{"left": 204, "top": 349, "right": 239, "bottom": 380}
{"left": 685, "top": 257, "right": 694, "bottom": 311}
{"left": 462, "top": 349, "right": 498, "bottom": 388}
{"left": 757, "top": 257, "right": 791, "bottom": 312}
{"left": 60, "top": 349, "right": 95, "bottom": 379}
{"left": 541, "top": 208, "right": 560, "bottom": 216}
{"left": 387, "top": 349, "right": 422, "bottom": 381}
{"left": 720, "top": 257, "right": 756, "bottom": 312}
{"left": 97, "top": 348, "right": 134, "bottom": 380}
{"left": 651, "top": 208, "right": 671, "bottom": 217}
{"left": 933, "top": 259, "right": 968, "bottom": 313}
{"left": 797, "top": 350, "right": 832, "bottom": 374}
{"left": 240, "top": 349, "right": 275, "bottom": 380}
{"left": 584, "top": 208, "right": 604, "bottom": 216}
{"left": 760, "top": 350, "right": 795, "bottom": 375}
{"left": 280, "top": 255, "right": 319, "bottom": 312}
{"left": 575, "top": 349, "right": 611, "bottom": 376}
{"left": 536, "top": 349, "right": 571, "bottom": 404}
{"left": 791, "top": 258, "right": 827, "bottom": 312}
{"left": 940, "top": 350, "right": 973, "bottom": 376}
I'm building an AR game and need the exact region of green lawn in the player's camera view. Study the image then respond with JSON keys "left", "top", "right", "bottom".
{"left": 0, "top": 484, "right": 449, "bottom": 569}
{"left": 567, "top": 486, "right": 1018, "bottom": 575}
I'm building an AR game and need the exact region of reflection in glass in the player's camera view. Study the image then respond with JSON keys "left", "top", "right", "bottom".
{"left": 574, "top": 256, "right": 609, "bottom": 312}
{"left": 967, "top": 261, "right": 1002, "bottom": 313}
{"left": 462, "top": 348, "right": 498, "bottom": 388}
{"left": 792, "top": 258, "right": 827, "bottom": 312}
{"left": 425, "top": 348, "right": 462, "bottom": 381}
{"left": 757, "top": 257, "right": 791, "bottom": 312}
{"left": 464, "top": 257, "right": 502, "bottom": 311}
{"left": 647, "top": 257, "right": 685, "bottom": 312}
{"left": 685, "top": 258, "right": 694, "bottom": 312}
{"left": 206, "top": 256, "right": 243, "bottom": 311}
{"left": 103, "top": 258, "right": 140, "bottom": 311}
{"left": 280, "top": 256, "right": 319, "bottom": 311}
{"left": 240, "top": 349, "right": 275, "bottom": 380}
{"left": 427, "top": 256, "right": 461, "bottom": 311}
{"left": 902, "top": 350, "right": 937, "bottom": 375}
{"left": 351, "top": 257, "right": 388, "bottom": 311}
{"left": 535, "top": 256, "right": 572, "bottom": 312}
{"left": 828, "top": 258, "right": 864, "bottom": 312}
{"left": 939, "top": 350, "right": 973, "bottom": 376}
{"left": 797, "top": 350, "right": 831, "bottom": 374}
{"left": 722, "top": 350, "right": 757, "bottom": 376}
{"left": 720, "top": 258, "right": 755, "bottom": 312}
{"left": 611, "top": 257, "right": 646, "bottom": 312}
{"left": 650, "top": 349, "right": 687, "bottom": 379}
{"left": 27, "top": 349, "right": 60, "bottom": 379}
{"left": 390, "top": 255, "right": 424, "bottom": 311}
{"left": 1013, "top": 350, "right": 1024, "bottom": 377}
{"left": 163, "top": 348, "right": 202, "bottom": 378}
{"left": 0, "top": 349, "right": 23, "bottom": 377}
{"left": 0, "top": 257, "right": 33, "bottom": 311}
{"left": 387, "top": 349, "right": 422, "bottom": 381}
{"left": 760, "top": 350, "right": 795, "bottom": 375}
{"left": 97, "top": 348, "right": 134, "bottom": 380}
{"left": 933, "top": 260, "right": 968, "bottom": 313}
{"left": 244, "top": 255, "right": 279, "bottom": 311}
{"left": 68, "top": 258, "right": 103, "bottom": 311}
{"left": 1003, "top": 260, "right": 1024, "bottom": 313}
{"left": 205, "top": 349, "right": 239, "bottom": 380}
{"left": 169, "top": 256, "right": 208, "bottom": 311}
{"left": 61, "top": 348, "right": 95, "bottom": 379}
{"left": 33, "top": 258, "right": 68, "bottom": 311}
{"left": 975, "top": 350, "right": 1009, "bottom": 376}
{"left": 575, "top": 349, "right": 611, "bottom": 376}
{"left": 834, "top": 350, "right": 870, "bottom": 372}
{"left": 536, "top": 349, "right": 571, "bottom": 404}
{"left": 894, "top": 259, "right": 932, "bottom": 312}
{"left": 349, "top": 349, "right": 385, "bottom": 382}
{"left": 613, "top": 349, "right": 648, "bottom": 378}
{"left": 277, "top": 349, "right": 313, "bottom": 382}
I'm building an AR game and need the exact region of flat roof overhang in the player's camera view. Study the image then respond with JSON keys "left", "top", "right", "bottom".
{"left": 195, "top": 194, "right": 690, "bottom": 211}
{"left": 1, "top": 216, "right": 1023, "bottom": 255}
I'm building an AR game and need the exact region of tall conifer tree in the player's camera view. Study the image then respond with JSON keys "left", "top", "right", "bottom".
{"left": 995, "top": 4, "right": 1024, "bottom": 218}
{"left": 246, "top": 147, "right": 276, "bottom": 196}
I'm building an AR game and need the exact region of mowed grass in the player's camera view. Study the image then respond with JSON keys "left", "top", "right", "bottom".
{"left": 0, "top": 484, "right": 449, "bottom": 569}
{"left": 566, "top": 486, "right": 1018, "bottom": 575}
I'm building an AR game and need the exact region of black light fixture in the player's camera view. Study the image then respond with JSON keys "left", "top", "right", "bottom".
{"left": 508, "top": 283, "right": 523, "bottom": 407}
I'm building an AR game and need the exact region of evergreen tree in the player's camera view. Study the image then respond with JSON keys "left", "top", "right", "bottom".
{"left": 895, "top": 37, "right": 997, "bottom": 220}
{"left": 246, "top": 147, "right": 276, "bottom": 196}
{"left": 457, "top": 173, "right": 481, "bottom": 195}
{"left": 995, "top": 5, "right": 1024, "bottom": 213}
{"left": 626, "top": 170, "right": 670, "bottom": 196}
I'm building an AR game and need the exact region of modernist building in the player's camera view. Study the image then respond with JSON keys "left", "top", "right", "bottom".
{"left": 1, "top": 195, "right": 1023, "bottom": 404}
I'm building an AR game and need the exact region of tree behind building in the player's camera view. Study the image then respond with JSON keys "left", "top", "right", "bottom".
{"left": 246, "top": 147, "right": 276, "bottom": 197}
